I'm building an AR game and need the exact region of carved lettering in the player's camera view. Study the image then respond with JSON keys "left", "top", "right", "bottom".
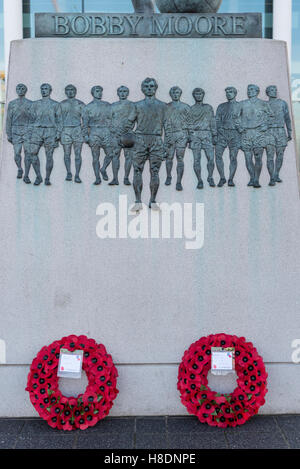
{"left": 174, "top": 16, "right": 193, "bottom": 36}
{"left": 38, "top": 13, "right": 261, "bottom": 39}
{"left": 151, "top": 16, "right": 173, "bottom": 36}
{"left": 90, "top": 16, "right": 107, "bottom": 35}
{"left": 213, "top": 16, "right": 228, "bottom": 36}
{"left": 108, "top": 16, "right": 125, "bottom": 35}
{"left": 232, "top": 16, "right": 246, "bottom": 35}
{"left": 125, "top": 15, "right": 144, "bottom": 35}
{"left": 54, "top": 16, "right": 70, "bottom": 35}
{"left": 195, "top": 16, "right": 213, "bottom": 35}
{"left": 70, "top": 15, "right": 90, "bottom": 35}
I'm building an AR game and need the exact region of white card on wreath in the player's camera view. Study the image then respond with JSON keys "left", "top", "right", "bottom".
{"left": 211, "top": 348, "right": 235, "bottom": 374}
{"left": 57, "top": 349, "right": 83, "bottom": 379}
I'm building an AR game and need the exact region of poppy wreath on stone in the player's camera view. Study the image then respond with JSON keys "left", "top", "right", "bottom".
{"left": 26, "top": 334, "right": 119, "bottom": 431}
{"left": 177, "top": 333, "right": 268, "bottom": 428}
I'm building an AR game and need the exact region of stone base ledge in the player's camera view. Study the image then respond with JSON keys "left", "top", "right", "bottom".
{"left": 0, "top": 363, "right": 299, "bottom": 417}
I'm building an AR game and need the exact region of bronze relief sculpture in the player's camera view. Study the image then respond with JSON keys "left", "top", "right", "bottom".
{"left": 132, "top": 0, "right": 155, "bottom": 13}
{"left": 132, "top": 0, "right": 222, "bottom": 13}
{"left": 237, "top": 84, "right": 275, "bottom": 188}
{"left": 101, "top": 86, "right": 136, "bottom": 186}
{"left": 6, "top": 82, "right": 292, "bottom": 195}
{"left": 82, "top": 86, "right": 113, "bottom": 185}
{"left": 60, "top": 84, "right": 85, "bottom": 183}
{"left": 155, "top": 0, "right": 222, "bottom": 13}
{"left": 29, "top": 83, "right": 62, "bottom": 186}
{"left": 266, "top": 85, "right": 292, "bottom": 183}
{"left": 6, "top": 84, "right": 32, "bottom": 183}
{"left": 188, "top": 88, "right": 217, "bottom": 189}
{"left": 125, "top": 78, "right": 167, "bottom": 211}
{"left": 164, "top": 86, "right": 190, "bottom": 191}
{"left": 215, "top": 87, "right": 241, "bottom": 188}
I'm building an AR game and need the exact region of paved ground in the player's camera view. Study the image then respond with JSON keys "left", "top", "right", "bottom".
{"left": 0, "top": 415, "right": 299, "bottom": 449}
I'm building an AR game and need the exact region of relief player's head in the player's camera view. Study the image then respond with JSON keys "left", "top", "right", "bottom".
{"left": 40, "top": 83, "right": 52, "bottom": 97}
{"left": 247, "top": 84, "right": 260, "bottom": 99}
{"left": 91, "top": 85, "right": 103, "bottom": 100}
{"left": 141, "top": 78, "right": 158, "bottom": 97}
{"left": 266, "top": 85, "right": 278, "bottom": 98}
{"left": 225, "top": 86, "right": 237, "bottom": 101}
{"left": 169, "top": 86, "right": 182, "bottom": 102}
{"left": 65, "top": 84, "right": 77, "bottom": 98}
{"left": 16, "top": 83, "right": 27, "bottom": 97}
{"left": 117, "top": 86, "right": 129, "bottom": 100}
{"left": 192, "top": 88, "right": 205, "bottom": 102}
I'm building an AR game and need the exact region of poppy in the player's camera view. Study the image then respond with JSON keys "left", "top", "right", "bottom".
{"left": 178, "top": 333, "right": 268, "bottom": 428}
{"left": 26, "top": 335, "right": 118, "bottom": 431}
{"left": 60, "top": 419, "right": 74, "bottom": 431}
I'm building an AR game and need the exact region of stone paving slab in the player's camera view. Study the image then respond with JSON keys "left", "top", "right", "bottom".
{"left": 0, "top": 415, "right": 298, "bottom": 449}
{"left": 225, "top": 431, "right": 288, "bottom": 449}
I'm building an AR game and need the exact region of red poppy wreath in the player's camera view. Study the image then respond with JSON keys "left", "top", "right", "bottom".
{"left": 177, "top": 333, "right": 268, "bottom": 428}
{"left": 26, "top": 335, "right": 118, "bottom": 431}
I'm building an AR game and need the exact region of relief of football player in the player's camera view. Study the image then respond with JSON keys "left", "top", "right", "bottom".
{"left": 82, "top": 86, "right": 113, "bottom": 185}
{"left": 6, "top": 83, "right": 32, "bottom": 183}
{"left": 266, "top": 85, "right": 292, "bottom": 183}
{"left": 236, "top": 84, "right": 275, "bottom": 188}
{"left": 187, "top": 88, "right": 217, "bottom": 189}
{"left": 29, "top": 83, "right": 62, "bottom": 186}
{"left": 215, "top": 86, "right": 241, "bottom": 187}
{"left": 60, "top": 84, "right": 85, "bottom": 183}
{"left": 164, "top": 86, "right": 190, "bottom": 191}
{"left": 100, "top": 86, "right": 135, "bottom": 186}
{"left": 126, "top": 77, "right": 167, "bottom": 211}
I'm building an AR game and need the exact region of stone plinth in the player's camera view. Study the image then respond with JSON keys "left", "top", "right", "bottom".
{"left": 0, "top": 38, "right": 299, "bottom": 416}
